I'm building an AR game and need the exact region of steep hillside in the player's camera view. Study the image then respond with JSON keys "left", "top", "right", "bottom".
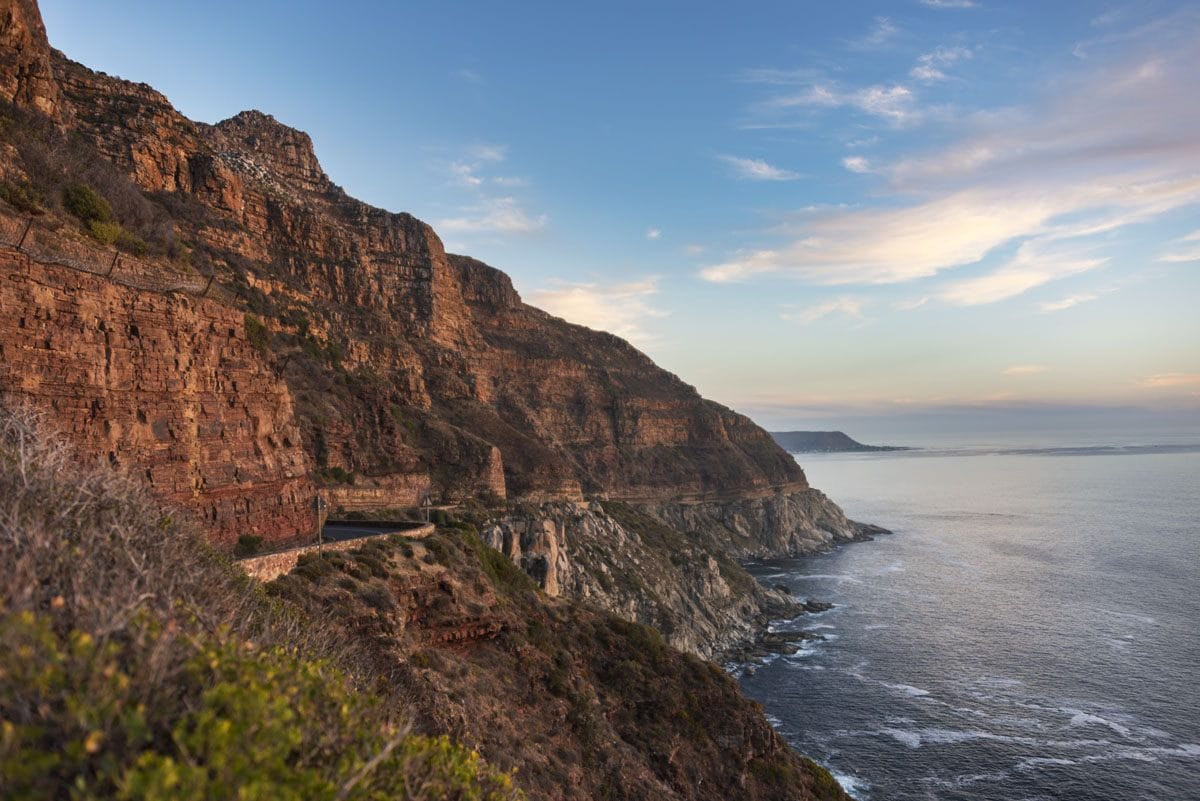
{"left": 0, "top": 407, "right": 849, "bottom": 801}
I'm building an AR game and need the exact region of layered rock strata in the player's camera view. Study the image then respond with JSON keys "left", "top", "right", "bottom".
{"left": 0, "top": 247, "right": 314, "bottom": 545}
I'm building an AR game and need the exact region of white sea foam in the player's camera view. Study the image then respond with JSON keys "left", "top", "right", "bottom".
{"left": 1017, "top": 757, "right": 1076, "bottom": 771}
{"left": 830, "top": 770, "right": 871, "bottom": 798}
{"left": 880, "top": 682, "right": 930, "bottom": 697}
{"left": 878, "top": 727, "right": 1047, "bottom": 749}
{"left": 880, "top": 728, "right": 923, "bottom": 748}
{"left": 1066, "top": 710, "right": 1133, "bottom": 738}
{"left": 793, "top": 573, "right": 863, "bottom": 584}
{"left": 931, "top": 770, "right": 1010, "bottom": 788}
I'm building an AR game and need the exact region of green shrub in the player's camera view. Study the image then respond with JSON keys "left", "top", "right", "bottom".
{"left": 243, "top": 313, "right": 270, "bottom": 354}
{"left": 315, "top": 466, "right": 356, "bottom": 485}
{"left": 62, "top": 182, "right": 112, "bottom": 223}
{"left": 0, "top": 611, "right": 521, "bottom": 801}
{"left": 358, "top": 582, "right": 395, "bottom": 611}
{"left": 233, "top": 534, "right": 264, "bottom": 557}
{"left": 116, "top": 228, "right": 149, "bottom": 256}
{"left": 0, "top": 179, "right": 43, "bottom": 214}
{"left": 87, "top": 219, "right": 122, "bottom": 245}
{"left": 0, "top": 409, "right": 522, "bottom": 801}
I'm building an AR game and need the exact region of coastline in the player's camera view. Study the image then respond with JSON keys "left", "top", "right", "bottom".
{"left": 718, "top": 519, "right": 892, "bottom": 665}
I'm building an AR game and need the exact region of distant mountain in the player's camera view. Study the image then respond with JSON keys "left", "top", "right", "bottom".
{"left": 771, "top": 431, "right": 909, "bottom": 453}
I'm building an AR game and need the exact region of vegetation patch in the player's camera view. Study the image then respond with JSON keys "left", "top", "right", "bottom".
{"left": 0, "top": 408, "right": 521, "bottom": 800}
{"left": 243, "top": 313, "right": 270, "bottom": 354}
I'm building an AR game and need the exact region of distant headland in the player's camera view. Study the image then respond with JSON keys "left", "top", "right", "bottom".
{"left": 770, "top": 430, "right": 912, "bottom": 453}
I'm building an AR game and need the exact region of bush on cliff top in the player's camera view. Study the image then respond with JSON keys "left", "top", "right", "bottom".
{"left": 0, "top": 407, "right": 522, "bottom": 801}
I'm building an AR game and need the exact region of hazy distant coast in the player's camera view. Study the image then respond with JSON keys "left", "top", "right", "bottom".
{"left": 771, "top": 430, "right": 912, "bottom": 453}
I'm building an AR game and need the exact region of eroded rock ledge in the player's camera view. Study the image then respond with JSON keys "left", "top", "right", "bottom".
{"left": 481, "top": 489, "right": 883, "bottom": 660}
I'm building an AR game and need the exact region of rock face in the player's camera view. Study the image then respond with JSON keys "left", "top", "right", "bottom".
{"left": 0, "top": 0, "right": 58, "bottom": 116}
{"left": 481, "top": 501, "right": 802, "bottom": 658}
{"left": 640, "top": 487, "right": 875, "bottom": 559}
{"left": 27, "top": 40, "right": 811, "bottom": 510}
{"left": 0, "top": 248, "right": 315, "bottom": 545}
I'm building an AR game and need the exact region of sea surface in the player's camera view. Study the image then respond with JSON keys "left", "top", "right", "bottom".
{"left": 739, "top": 440, "right": 1200, "bottom": 800}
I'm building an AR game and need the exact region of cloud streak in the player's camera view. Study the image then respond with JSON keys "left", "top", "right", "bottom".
{"left": 438, "top": 197, "right": 547, "bottom": 235}
{"left": 1158, "top": 229, "right": 1200, "bottom": 262}
{"left": 1141, "top": 373, "right": 1200, "bottom": 388}
{"left": 719, "top": 155, "right": 802, "bottom": 181}
{"left": 938, "top": 242, "right": 1108, "bottom": 306}
{"left": 705, "top": 30, "right": 1200, "bottom": 306}
{"left": 911, "top": 46, "right": 973, "bottom": 81}
{"left": 782, "top": 296, "right": 865, "bottom": 324}
{"left": 528, "top": 278, "right": 666, "bottom": 347}
{"left": 1039, "top": 291, "right": 1100, "bottom": 312}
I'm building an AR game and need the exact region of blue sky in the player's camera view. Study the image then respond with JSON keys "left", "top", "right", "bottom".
{"left": 43, "top": 1, "right": 1200, "bottom": 438}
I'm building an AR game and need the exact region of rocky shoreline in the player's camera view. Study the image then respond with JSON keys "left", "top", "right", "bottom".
{"left": 720, "top": 523, "right": 892, "bottom": 667}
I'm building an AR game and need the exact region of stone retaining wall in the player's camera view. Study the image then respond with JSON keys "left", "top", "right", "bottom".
{"left": 238, "top": 523, "right": 434, "bottom": 582}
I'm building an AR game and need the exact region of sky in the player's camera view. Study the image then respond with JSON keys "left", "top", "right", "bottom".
{"left": 42, "top": 1, "right": 1200, "bottom": 440}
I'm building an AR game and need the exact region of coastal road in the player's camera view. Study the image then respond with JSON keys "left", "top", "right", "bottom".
{"left": 322, "top": 522, "right": 423, "bottom": 543}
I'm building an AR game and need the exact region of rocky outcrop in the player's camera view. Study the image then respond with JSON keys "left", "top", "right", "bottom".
{"left": 481, "top": 501, "right": 804, "bottom": 659}
{"left": 0, "top": 0, "right": 58, "bottom": 116}
{"left": 0, "top": 245, "right": 315, "bottom": 546}
{"left": 640, "top": 487, "right": 878, "bottom": 559}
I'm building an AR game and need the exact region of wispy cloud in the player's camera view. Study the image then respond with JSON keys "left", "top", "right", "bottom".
{"left": 706, "top": 31, "right": 1200, "bottom": 297}
{"left": 1141, "top": 372, "right": 1200, "bottom": 388}
{"left": 645, "top": 228, "right": 662, "bottom": 240}
{"left": 920, "top": 0, "right": 980, "bottom": 8}
{"left": 939, "top": 242, "right": 1108, "bottom": 306}
{"left": 441, "top": 145, "right": 545, "bottom": 236}
{"left": 438, "top": 197, "right": 547, "bottom": 235}
{"left": 1003, "top": 364, "right": 1049, "bottom": 375}
{"left": 1039, "top": 291, "right": 1099, "bottom": 312}
{"left": 853, "top": 17, "right": 899, "bottom": 49}
{"left": 454, "top": 68, "right": 484, "bottom": 84}
{"left": 719, "top": 155, "right": 802, "bottom": 181}
{"left": 782, "top": 296, "right": 865, "bottom": 324}
{"left": 449, "top": 161, "right": 484, "bottom": 187}
{"left": 528, "top": 278, "right": 666, "bottom": 346}
{"left": 911, "top": 46, "right": 973, "bottom": 81}
{"left": 893, "top": 296, "right": 930, "bottom": 311}
{"left": 756, "top": 82, "right": 922, "bottom": 127}
{"left": 468, "top": 144, "right": 507, "bottom": 162}
{"left": 842, "top": 156, "right": 872, "bottom": 173}
{"left": 741, "top": 65, "right": 924, "bottom": 128}
{"left": 1158, "top": 229, "right": 1200, "bottom": 262}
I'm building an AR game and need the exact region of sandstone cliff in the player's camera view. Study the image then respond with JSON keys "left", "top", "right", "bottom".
{"left": 0, "top": 0, "right": 875, "bottom": 638}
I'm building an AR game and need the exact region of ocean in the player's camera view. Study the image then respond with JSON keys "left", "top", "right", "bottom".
{"left": 739, "top": 441, "right": 1200, "bottom": 800}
